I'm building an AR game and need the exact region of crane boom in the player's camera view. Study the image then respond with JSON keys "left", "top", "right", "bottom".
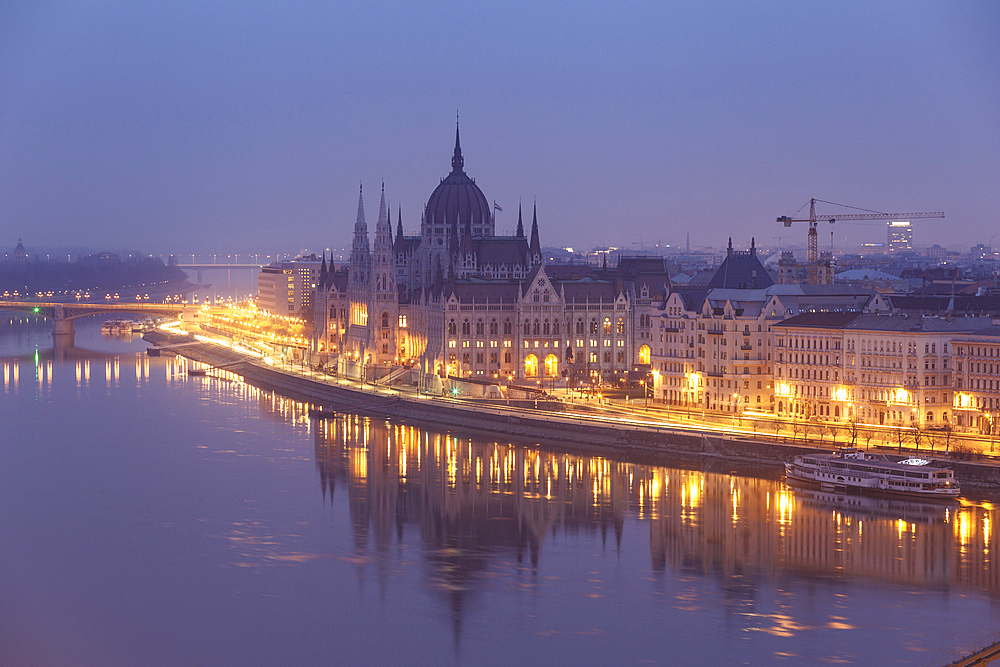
{"left": 776, "top": 198, "right": 945, "bottom": 285}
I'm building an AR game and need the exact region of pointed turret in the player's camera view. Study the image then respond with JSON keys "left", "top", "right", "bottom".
{"left": 374, "top": 183, "right": 392, "bottom": 257}
{"left": 319, "top": 252, "right": 328, "bottom": 287}
{"left": 528, "top": 202, "right": 541, "bottom": 266}
{"left": 751, "top": 237, "right": 756, "bottom": 257}
{"left": 351, "top": 184, "right": 369, "bottom": 255}
{"left": 451, "top": 121, "right": 464, "bottom": 174}
{"left": 727, "top": 237, "right": 733, "bottom": 258}
{"left": 515, "top": 203, "right": 524, "bottom": 238}
{"left": 394, "top": 205, "right": 404, "bottom": 248}
{"left": 461, "top": 219, "right": 475, "bottom": 257}
{"left": 448, "top": 220, "right": 460, "bottom": 255}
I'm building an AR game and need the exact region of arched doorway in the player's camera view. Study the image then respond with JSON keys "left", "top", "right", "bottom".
{"left": 524, "top": 354, "right": 538, "bottom": 377}
{"left": 638, "top": 345, "right": 650, "bottom": 365}
{"left": 544, "top": 354, "right": 558, "bottom": 377}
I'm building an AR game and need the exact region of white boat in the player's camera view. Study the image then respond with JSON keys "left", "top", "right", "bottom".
{"left": 785, "top": 447, "right": 960, "bottom": 499}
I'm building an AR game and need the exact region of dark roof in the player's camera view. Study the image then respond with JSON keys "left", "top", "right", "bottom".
{"left": 708, "top": 240, "right": 773, "bottom": 289}
{"left": 447, "top": 280, "right": 520, "bottom": 303}
{"left": 561, "top": 279, "right": 618, "bottom": 303}
{"left": 474, "top": 237, "right": 529, "bottom": 267}
{"left": 773, "top": 313, "right": 862, "bottom": 329}
{"left": 424, "top": 126, "right": 492, "bottom": 228}
{"left": 889, "top": 295, "right": 1000, "bottom": 314}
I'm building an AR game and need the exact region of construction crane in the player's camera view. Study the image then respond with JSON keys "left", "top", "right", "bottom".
{"left": 777, "top": 198, "right": 945, "bottom": 284}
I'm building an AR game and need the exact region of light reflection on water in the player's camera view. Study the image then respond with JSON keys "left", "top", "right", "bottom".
{"left": 1, "top": 317, "right": 999, "bottom": 665}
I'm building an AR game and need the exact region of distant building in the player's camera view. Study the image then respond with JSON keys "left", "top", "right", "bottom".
{"left": 887, "top": 221, "right": 912, "bottom": 253}
{"left": 11, "top": 239, "right": 27, "bottom": 266}
{"left": 926, "top": 244, "right": 947, "bottom": 260}
{"left": 257, "top": 257, "right": 322, "bottom": 316}
{"left": 971, "top": 244, "right": 993, "bottom": 262}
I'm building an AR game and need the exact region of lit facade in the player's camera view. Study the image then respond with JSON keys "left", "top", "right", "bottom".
{"left": 887, "top": 221, "right": 912, "bottom": 253}
{"left": 952, "top": 325, "right": 1000, "bottom": 434}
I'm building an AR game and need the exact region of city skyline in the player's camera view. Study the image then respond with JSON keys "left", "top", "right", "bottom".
{"left": 1, "top": 1, "right": 997, "bottom": 254}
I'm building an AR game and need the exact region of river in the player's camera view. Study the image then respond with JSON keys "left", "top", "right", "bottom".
{"left": 2, "top": 314, "right": 999, "bottom": 666}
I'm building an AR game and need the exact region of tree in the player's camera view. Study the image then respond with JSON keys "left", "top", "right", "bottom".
{"left": 892, "top": 422, "right": 908, "bottom": 453}
{"left": 910, "top": 427, "right": 926, "bottom": 452}
{"left": 860, "top": 426, "right": 876, "bottom": 450}
{"left": 828, "top": 423, "right": 842, "bottom": 446}
{"left": 848, "top": 419, "right": 861, "bottom": 447}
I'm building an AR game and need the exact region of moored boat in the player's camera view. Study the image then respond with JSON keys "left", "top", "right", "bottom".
{"left": 785, "top": 447, "right": 960, "bottom": 499}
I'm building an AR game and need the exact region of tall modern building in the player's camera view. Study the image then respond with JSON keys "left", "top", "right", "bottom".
{"left": 887, "top": 221, "right": 913, "bottom": 253}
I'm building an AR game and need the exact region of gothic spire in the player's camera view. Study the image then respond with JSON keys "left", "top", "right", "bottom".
{"left": 529, "top": 201, "right": 541, "bottom": 262}
{"left": 451, "top": 121, "right": 464, "bottom": 173}
{"left": 515, "top": 202, "right": 524, "bottom": 238}
{"left": 394, "top": 205, "right": 404, "bottom": 247}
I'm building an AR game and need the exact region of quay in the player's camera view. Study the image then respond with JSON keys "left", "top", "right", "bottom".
{"left": 144, "top": 328, "right": 1000, "bottom": 491}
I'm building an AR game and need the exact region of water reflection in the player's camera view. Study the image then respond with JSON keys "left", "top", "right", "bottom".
{"left": 313, "top": 414, "right": 1000, "bottom": 630}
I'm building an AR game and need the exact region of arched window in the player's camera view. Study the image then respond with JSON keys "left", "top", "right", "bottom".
{"left": 489, "top": 320, "right": 497, "bottom": 335}
{"left": 504, "top": 319, "right": 512, "bottom": 335}
{"left": 381, "top": 311, "right": 389, "bottom": 328}
{"left": 603, "top": 318, "right": 612, "bottom": 335}
{"left": 616, "top": 318, "right": 625, "bottom": 335}
{"left": 543, "top": 320, "right": 550, "bottom": 335}
{"left": 590, "top": 319, "right": 598, "bottom": 335}
{"left": 523, "top": 320, "right": 530, "bottom": 335}
{"left": 462, "top": 320, "right": 470, "bottom": 335}
{"left": 476, "top": 320, "right": 484, "bottom": 335}
{"left": 448, "top": 320, "right": 456, "bottom": 335}
{"left": 533, "top": 319, "right": 540, "bottom": 335}
{"left": 927, "top": 411, "right": 934, "bottom": 422}
{"left": 576, "top": 319, "right": 584, "bottom": 334}
{"left": 553, "top": 321, "right": 560, "bottom": 335}
{"left": 835, "top": 406, "right": 840, "bottom": 418}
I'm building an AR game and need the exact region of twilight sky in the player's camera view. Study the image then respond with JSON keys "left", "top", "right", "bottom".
{"left": 0, "top": 1, "right": 997, "bottom": 257}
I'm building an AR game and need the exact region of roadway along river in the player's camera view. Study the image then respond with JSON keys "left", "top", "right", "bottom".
{"left": 2, "top": 314, "right": 999, "bottom": 666}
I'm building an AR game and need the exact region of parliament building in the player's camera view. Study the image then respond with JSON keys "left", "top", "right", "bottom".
{"left": 310, "top": 127, "right": 670, "bottom": 387}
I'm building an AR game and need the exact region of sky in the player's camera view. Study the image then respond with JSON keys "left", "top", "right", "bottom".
{"left": 0, "top": 1, "right": 998, "bottom": 258}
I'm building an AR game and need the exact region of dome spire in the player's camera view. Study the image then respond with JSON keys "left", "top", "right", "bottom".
{"left": 451, "top": 118, "right": 464, "bottom": 173}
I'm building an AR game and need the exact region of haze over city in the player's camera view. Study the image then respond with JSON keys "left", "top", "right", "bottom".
{"left": 1, "top": 1, "right": 998, "bottom": 254}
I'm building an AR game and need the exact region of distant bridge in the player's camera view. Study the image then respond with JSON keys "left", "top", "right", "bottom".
{"left": 174, "top": 263, "right": 263, "bottom": 283}
{"left": 0, "top": 301, "right": 185, "bottom": 335}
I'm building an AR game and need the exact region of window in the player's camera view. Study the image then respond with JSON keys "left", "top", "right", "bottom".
{"left": 476, "top": 320, "right": 484, "bottom": 335}
{"left": 604, "top": 352, "right": 612, "bottom": 363}
{"left": 576, "top": 320, "right": 584, "bottom": 334}
{"left": 616, "top": 319, "right": 625, "bottom": 335}
{"left": 603, "top": 318, "right": 612, "bottom": 335}
{"left": 462, "top": 320, "right": 470, "bottom": 335}
{"left": 489, "top": 320, "right": 497, "bottom": 335}
{"left": 381, "top": 312, "right": 389, "bottom": 328}
{"left": 590, "top": 320, "right": 599, "bottom": 335}
{"left": 504, "top": 352, "right": 511, "bottom": 364}
{"left": 504, "top": 320, "right": 512, "bottom": 335}
{"left": 523, "top": 321, "right": 530, "bottom": 335}
{"left": 398, "top": 314, "right": 407, "bottom": 328}
{"left": 448, "top": 320, "right": 457, "bottom": 335}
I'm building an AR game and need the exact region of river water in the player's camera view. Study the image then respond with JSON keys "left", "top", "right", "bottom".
{"left": 2, "top": 314, "right": 1000, "bottom": 666}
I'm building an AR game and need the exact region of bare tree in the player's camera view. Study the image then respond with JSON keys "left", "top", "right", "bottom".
{"left": 848, "top": 419, "right": 861, "bottom": 447}
{"left": 828, "top": 423, "right": 842, "bottom": 446}
{"left": 910, "top": 427, "right": 926, "bottom": 452}
{"left": 860, "top": 426, "right": 876, "bottom": 450}
{"left": 892, "top": 422, "right": 908, "bottom": 453}
{"left": 772, "top": 419, "right": 784, "bottom": 443}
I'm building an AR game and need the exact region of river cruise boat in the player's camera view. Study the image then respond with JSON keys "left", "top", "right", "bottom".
{"left": 785, "top": 447, "right": 960, "bottom": 499}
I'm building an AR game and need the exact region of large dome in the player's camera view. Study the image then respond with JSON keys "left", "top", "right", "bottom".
{"left": 424, "top": 126, "right": 492, "bottom": 230}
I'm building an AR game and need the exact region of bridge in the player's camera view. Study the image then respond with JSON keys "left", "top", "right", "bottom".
{"left": 175, "top": 263, "right": 263, "bottom": 283}
{"left": 0, "top": 301, "right": 185, "bottom": 335}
